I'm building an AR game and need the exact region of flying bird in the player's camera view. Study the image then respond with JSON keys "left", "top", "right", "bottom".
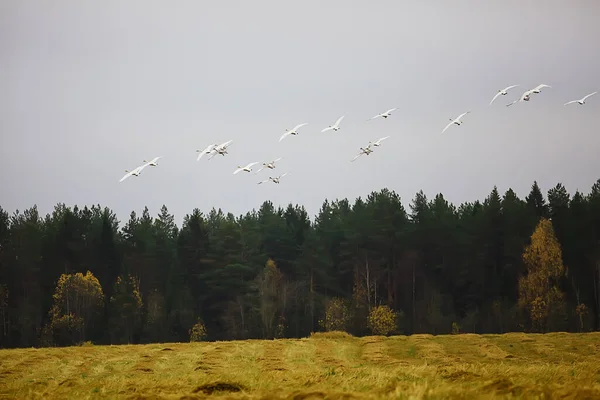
{"left": 270, "top": 173, "right": 288, "bottom": 184}
{"left": 564, "top": 91, "right": 597, "bottom": 106}
{"left": 367, "top": 108, "right": 397, "bottom": 121}
{"left": 279, "top": 123, "right": 308, "bottom": 142}
{"left": 321, "top": 116, "right": 345, "bottom": 132}
{"left": 258, "top": 173, "right": 289, "bottom": 184}
{"left": 441, "top": 112, "right": 470, "bottom": 134}
{"left": 207, "top": 140, "right": 234, "bottom": 159}
{"left": 506, "top": 89, "right": 534, "bottom": 107}
{"left": 369, "top": 136, "right": 390, "bottom": 147}
{"left": 119, "top": 164, "right": 149, "bottom": 182}
{"left": 142, "top": 156, "right": 163, "bottom": 167}
{"left": 255, "top": 157, "right": 283, "bottom": 174}
{"left": 233, "top": 162, "right": 260, "bottom": 175}
{"left": 530, "top": 84, "right": 551, "bottom": 94}
{"left": 351, "top": 144, "right": 374, "bottom": 162}
{"left": 489, "top": 85, "right": 520, "bottom": 105}
{"left": 196, "top": 144, "right": 217, "bottom": 161}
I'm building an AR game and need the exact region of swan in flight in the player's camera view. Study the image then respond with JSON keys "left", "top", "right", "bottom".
{"left": 208, "top": 140, "right": 234, "bottom": 159}
{"left": 441, "top": 111, "right": 470, "bottom": 134}
{"left": 119, "top": 164, "right": 149, "bottom": 182}
{"left": 564, "top": 91, "right": 597, "bottom": 106}
{"left": 196, "top": 144, "right": 217, "bottom": 161}
{"left": 489, "top": 85, "right": 520, "bottom": 105}
{"left": 369, "top": 136, "right": 390, "bottom": 147}
{"left": 233, "top": 162, "right": 260, "bottom": 175}
{"left": 531, "top": 84, "right": 551, "bottom": 94}
{"left": 350, "top": 144, "right": 374, "bottom": 162}
{"left": 279, "top": 123, "right": 308, "bottom": 142}
{"left": 258, "top": 172, "right": 289, "bottom": 184}
{"left": 142, "top": 156, "right": 163, "bottom": 167}
{"left": 506, "top": 89, "right": 534, "bottom": 107}
{"left": 321, "top": 116, "right": 345, "bottom": 132}
{"left": 255, "top": 157, "right": 283, "bottom": 174}
{"left": 367, "top": 108, "right": 397, "bottom": 121}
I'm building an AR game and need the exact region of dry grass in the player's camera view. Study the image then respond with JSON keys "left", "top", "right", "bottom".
{"left": 1, "top": 332, "right": 600, "bottom": 399}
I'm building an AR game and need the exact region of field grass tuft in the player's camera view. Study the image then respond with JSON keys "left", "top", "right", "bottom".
{"left": 1, "top": 332, "right": 599, "bottom": 399}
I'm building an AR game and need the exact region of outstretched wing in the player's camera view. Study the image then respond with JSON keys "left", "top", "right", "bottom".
{"left": 375, "top": 136, "right": 390, "bottom": 145}
{"left": 321, "top": 126, "right": 334, "bottom": 133}
{"left": 384, "top": 108, "right": 397, "bottom": 114}
{"left": 503, "top": 84, "right": 519, "bottom": 91}
{"left": 489, "top": 91, "right": 503, "bottom": 105}
{"left": 441, "top": 120, "right": 454, "bottom": 134}
{"left": 197, "top": 144, "right": 216, "bottom": 160}
{"left": 279, "top": 131, "right": 292, "bottom": 142}
{"left": 257, "top": 179, "right": 269, "bottom": 185}
{"left": 119, "top": 170, "right": 134, "bottom": 182}
{"left": 292, "top": 123, "right": 308, "bottom": 131}
{"left": 335, "top": 115, "right": 345, "bottom": 126}
{"left": 457, "top": 111, "right": 470, "bottom": 120}
{"left": 351, "top": 152, "right": 363, "bottom": 162}
{"left": 218, "top": 139, "right": 233, "bottom": 149}
{"left": 563, "top": 100, "right": 578, "bottom": 106}
{"left": 246, "top": 162, "right": 259, "bottom": 169}
{"left": 582, "top": 91, "right": 598, "bottom": 101}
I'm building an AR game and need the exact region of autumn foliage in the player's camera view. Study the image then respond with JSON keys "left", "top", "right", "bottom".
{"left": 518, "top": 218, "right": 566, "bottom": 332}
{"left": 42, "top": 271, "right": 104, "bottom": 346}
{"left": 189, "top": 318, "right": 208, "bottom": 342}
{"left": 367, "top": 305, "right": 398, "bottom": 336}
{"left": 320, "top": 297, "right": 353, "bottom": 332}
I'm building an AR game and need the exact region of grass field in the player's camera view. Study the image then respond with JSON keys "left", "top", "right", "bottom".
{"left": 1, "top": 331, "right": 599, "bottom": 399}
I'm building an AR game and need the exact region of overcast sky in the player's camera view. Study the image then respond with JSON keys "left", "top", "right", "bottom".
{"left": 1, "top": 0, "right": 599, "bottom": 226}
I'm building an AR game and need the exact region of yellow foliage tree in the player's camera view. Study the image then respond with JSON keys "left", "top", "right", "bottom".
{"left": 189, "top": 318, "right": 208, "bottom": 342}
{"left": 43, "top": 271, "right": 104, "bottom": 346}
{"left": 367, "top": 305, "right": 398, "bottom": 336}
{"left": 319, "top": 297, "right": 352, "bottom": 332}
{"left": 518, "top": 218, "right": 566, "bottom": 332}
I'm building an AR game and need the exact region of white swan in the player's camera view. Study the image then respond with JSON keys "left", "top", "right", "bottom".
{"left": 196, "top": 144, "right": 217, "bottom": 160}
{"left": 119, "top": 164, "right": 149, "bottom": 182}
{"left": 279, "top": 123, "right": 308, "bottom": 142}
{"left": 270, "top": 173, "right": 288, "bottom": 184}
{"left": 367, "top": 108, "right": 397, "bottom": 121}
{"left": 142, "top": 156, "right": 163, "bottom": 167}
{"left": 506, "top": 89, "right": 534, "bottom": 107}
{"left": 207, "top": 140, "right": 234, "bottom": 159}
{"left": 370, "top": 136, "right": 390, "bottom": 147}
{"left": 531, "top": 84, "right": 551, "bottom": 94}
{"left": 441, "top": 111, "right": 470, "bottom": 134}
{"left": 233, "top": 162, "right": 259, "bottom": 175}
{"left": 258, "top": 172, "right": 288, "bottom": 184}
{"left": 564, "top": 91, "right": 597, "bottom": 106}
{"left": 489, "top": 85, "right": 520, "bottom": 105}
{"left": 350, "top": 144, "right": 374, "bottom": 162}
{"left": 321, "top": 116, "right": 345, "bottom": 132}
{"left": 255, "top": 157, "right": 283, "bottom": 174}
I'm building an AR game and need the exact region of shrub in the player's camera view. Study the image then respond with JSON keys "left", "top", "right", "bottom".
{"left": 319, "top": 297, "right": 352, "bottom": 332}
{"left": 367, "top": 305, "right": 398, "bottom": 336}
{"left": 189, "top": 318, "right": 208, "bottom": 342}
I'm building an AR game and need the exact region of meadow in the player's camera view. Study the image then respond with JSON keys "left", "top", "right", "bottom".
{"left": 1, "top": 331, "right": 599, "bottom": 399}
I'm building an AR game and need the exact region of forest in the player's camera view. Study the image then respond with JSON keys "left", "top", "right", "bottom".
{"left": 0, "top": 179, "right": 599, "bottom": 349}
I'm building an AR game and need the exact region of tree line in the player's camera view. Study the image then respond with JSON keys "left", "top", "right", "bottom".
{"left": 0, "top": 179, "right": 599, "bottom": 348}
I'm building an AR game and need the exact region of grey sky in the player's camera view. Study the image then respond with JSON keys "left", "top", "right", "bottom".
{"left": 1, "top": 1, "right": 599, "bottom": 226}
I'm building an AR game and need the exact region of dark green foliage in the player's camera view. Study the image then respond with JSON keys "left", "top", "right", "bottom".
{"left": 1, "top": 181, "right": 600, "bottom": 348}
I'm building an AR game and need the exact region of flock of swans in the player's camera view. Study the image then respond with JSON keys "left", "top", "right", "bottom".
{"left": 119, "top": 83, "right": 597, "bottom": 185}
